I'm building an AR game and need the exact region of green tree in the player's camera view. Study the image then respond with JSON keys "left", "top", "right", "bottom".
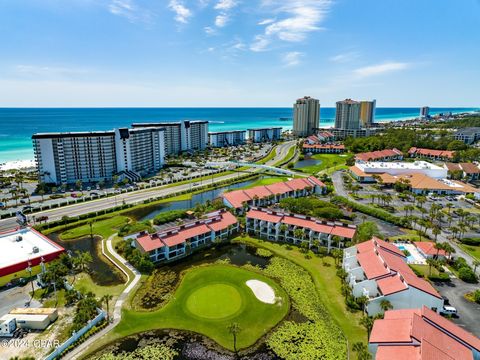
{"left": 360, "top": 316, "right": 374, "bottom": 337}
{"left": 227, "top": 322, "right": 241, "bottom": 355}
{"left": 101, "top": 294, "right": 114, "bottom": 322}
{"left": 380, "top": 299, "right": 393, "bottom": 313}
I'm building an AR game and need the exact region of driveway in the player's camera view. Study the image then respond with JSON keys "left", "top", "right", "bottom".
{"left": 433, "top": 279, "right": 480, "bottom": 337}
{"left": 0, "top": 284, "right": 40, "bottom": 316}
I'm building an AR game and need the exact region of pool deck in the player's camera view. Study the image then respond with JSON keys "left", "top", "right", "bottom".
{"left": 394, "top": 243, "right": 426, "bottom": 265}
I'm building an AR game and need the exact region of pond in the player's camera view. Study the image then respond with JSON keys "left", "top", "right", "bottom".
{"left": 48, "top": 233, "right": 125, "bottom": 286}
{"left": 293, "top": 158, "right": 322, "bottom": 169}
{"left": 138, "top": 177, "right": 261, "bottom": 221}
{"left": 88, "top": 243, "right": 305, "bottom": 360}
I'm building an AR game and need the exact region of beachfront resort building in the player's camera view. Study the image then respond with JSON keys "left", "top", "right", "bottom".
{"left": 209, "top": 130, "right": 246, "bottom": 147}
{"left": 246, "top": 207, "right": 356, "bottom": 250}
{"left": 369, "top": 306, "right": 480, "bottom": 360}
{"left": 133, "top": 209, "right": 238, "bottom": 263}
{"left": 248, "top": 127, "right": 282, "bottom": 143}
{"left": 335, "top": 99, "right": 361, "bottom": 130}
{"left": 343, "top": 237, "right": 444, "bottom": 316}
{"left": 33, "top": 127, "right": 166, "bottom": 184}
{"left": 0, "top": 227, "right": 64, "bottom": 278}
{"left": 419, "top": 106, "right": 430, "bottom": 119}
{"left": 132, "top": 120, "right": 208, "bottom": 155}
{"left": 222, "top": 176, "right": 326, "bottom": 210}
{"left": 293, "top": 96, "right": 320, "bottom": 137}
{"left": 454, "top": 127, "right": 480, "bottom": 145}
{"left": 408, "top": 147, "right": 455, "bottom": 161}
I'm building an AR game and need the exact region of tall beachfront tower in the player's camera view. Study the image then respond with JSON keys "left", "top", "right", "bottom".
{"left": 359, "top": 100, "right": 376, "bottom": 128}
{"left": 335, "top": 99, "right": 361, "bottom": 130}
{"left": 293, "top": 96, "right": 320, "bottom": 137}
{"left": 420, "top": 106, "right": 430, "bottom": 119}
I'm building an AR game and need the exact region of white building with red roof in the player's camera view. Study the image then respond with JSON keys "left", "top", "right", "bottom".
{"left": 408, "top": 147, "right": 455, "bottom": 161}
{"left": 302, "top": 143, "right": 345, "bottom": 154}
{"left": 343, "top": 237, "right": 443, "bottom": 316}
{"left": 246, "top": 207, "right": 356, "bottom": 251}
{"left": 134, "top": 209, "right": 238, "bottom": 263}
{"left": 414, "top": 241, "right": 447, "bottom": 260}
{"left": 222, "top": 176, "right": 326, "bottom": 210}
{"left": 369, "top": 306, "right": 480, "bottom": 360}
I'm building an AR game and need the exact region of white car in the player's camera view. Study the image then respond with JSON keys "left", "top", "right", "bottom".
{"left": 440, "top": 306, "right": 457, "bottom": 316}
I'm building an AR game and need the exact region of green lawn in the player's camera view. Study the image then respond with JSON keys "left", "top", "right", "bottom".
{"left": 110, "top": 264, "right": 289, "bottom": 351}
{"left": 71, "top": 272, "right": 126, "bottom": 298}
{"left": 295, "top": 153, "right": 353, "bottom": 174}
{"left": 256, "top": 146, "right": 277, "bottom": 164}
{"left": 0, "top": 265, "right": 42, "bottom": 287}
{"left": 60, "top": 215, "right": 130, "bottom": 240}
{"left": 409, "top": 264, "right": 441, "bottom": 277}
{"left": 460, "top": 244, "right": 480, "bottom": 261}
{"left": 274, "top": 145, "right": 296, "bottom": 167}
{"left": 230, "top": 176, "right": 289, "bottom": 191}
{"left": 233, "top": 236, "right": 366, "bottom": 355}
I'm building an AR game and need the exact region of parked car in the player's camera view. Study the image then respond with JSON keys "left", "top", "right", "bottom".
{"left": 440, "top": 306, "right": 457, "bottom": 317}
{"left": 22, "top": 205, "right": 33, "bottom": 211}
{"left": 20, "top": 199, "right": 27, "bottom": 204}
{"left": 71, "top": 193, "right": 78, "bottom": 198}
{"left": 0, "top": 202, "right": 6, "bottom": 209}
{"left": 442, "top": 296, "right": 450, "bottom": 305}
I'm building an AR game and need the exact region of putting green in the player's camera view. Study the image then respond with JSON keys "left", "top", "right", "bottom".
{"left": 118, "top": 264, "right": 290, "bottom": 351}
{"left": 186, "top": 283, "right": 243, "bottom": 319}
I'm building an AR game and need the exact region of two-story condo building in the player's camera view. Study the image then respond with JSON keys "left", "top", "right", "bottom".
{"left": 134, "top": 210, "right": 238, "bottom": 263}
{"left": 222, "top": 176, "right": 326, "bottom": 210}
{"left": 343, "top": 237, "right": 444, "bottom": 316}
{"left": 246, "top": 207, "right": 356, "bottom": 251}
{"left": 369, "top": 306, "right": 480, "bottom": 360}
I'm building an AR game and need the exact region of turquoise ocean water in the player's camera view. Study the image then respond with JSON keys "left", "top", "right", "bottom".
{"left": 0, "top": 107, "right": 477, "bottom": 162}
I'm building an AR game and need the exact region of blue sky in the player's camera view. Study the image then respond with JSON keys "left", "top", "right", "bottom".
{"left": 0, "top": 0, "right": 479, "bottom": 107}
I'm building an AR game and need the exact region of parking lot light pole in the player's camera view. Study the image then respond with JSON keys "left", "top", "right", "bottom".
{"left": 26, "top": 261, "right": 34, "bottom": 306}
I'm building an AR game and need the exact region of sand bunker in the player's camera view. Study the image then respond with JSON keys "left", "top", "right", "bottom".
{"left": 246, "top": 279, "right": 276, "bottom": 304}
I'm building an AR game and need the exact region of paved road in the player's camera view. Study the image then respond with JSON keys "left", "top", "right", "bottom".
{"left": 331, "top": 170, "right": 479, "bottom": 275}
{"left": 0, "top": 142, "right": 297, "bottom": 232}
{"left": 65, "top": 234, "right": 141, "bottom": 360}
{"left": 433, "top": 279, "right": 480, "bottom": 336}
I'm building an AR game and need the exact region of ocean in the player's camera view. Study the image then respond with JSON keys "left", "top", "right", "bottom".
{"left": 0, "top": 107, "right": 477, "bottom": 163}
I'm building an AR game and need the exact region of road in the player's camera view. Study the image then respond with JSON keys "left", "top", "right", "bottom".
{"left": 331, "top": 170, "right": 479, "bottom": 275}
{"left": 0, "top": 141, "right": 297, "bottom": 232}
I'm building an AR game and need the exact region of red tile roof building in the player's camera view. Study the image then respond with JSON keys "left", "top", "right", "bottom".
{"left": 414, "top": 241, "right": 447, "bottom": 259}
{"left": 445, "top": 162, "right": 480, "bottom": 181}
{"left": 343, "top": 237, "right": 443, "bottom": 316}
{"left": 222, "top": 176, "right": 326, "bottom": 209}
{"left": 302, "top": 143, "right": 345, "bottom": 154}
{"left": 369, "top": 306, "right": 480, "bottom": 360}
{"left": 355, "top": 148, "right": 403, "bottom": 162}
{"left": 134, "top": 209, "right": 239, "bottom": 263}
{"left": 246, "top": 207, "right": 356, "bottom": 251}
{"left": 408, "top": 147, "right": 455, "bottom": 160}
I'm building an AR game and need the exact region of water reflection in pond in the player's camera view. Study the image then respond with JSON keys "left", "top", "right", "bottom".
{"left": 48, "top": 233, "right": 124, "bottom": 286}
{"left": 294, "top": 158, "right": 322, "bottom": 169}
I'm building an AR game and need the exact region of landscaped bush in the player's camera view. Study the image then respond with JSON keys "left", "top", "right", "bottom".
{"left": 427, "top": 273, "right": 450, "bottom": 282}
{"left": 458, "top": 266, "right": 478, "bottom": 283}
{"left": 264, "top": 257, "right": 347, "bottom": 359}
{"left": 279, "top": 197, "right": 344, "bottom": 221}
{"left": 117, "top": 241, "right": 154, "bottom": 274}
{"left": 94, "top": 343, "right": 178, "bottom": 360}
{"left": 355, "top": 221, "right": 381, "bottom": 243}
{"left": 460, "top": 237, "right": 480, "bottom": 246}
{"left": 133, "top": 269, "right": 178, "bottom": 310}
{"left": 153, "top": 209, "right": 188, "bottom": 225}
{"left": 474, "top": 290, "right": 480, "bottom": 304}
{"left": 118, "top": 221, "right": 154, "bottom": 237}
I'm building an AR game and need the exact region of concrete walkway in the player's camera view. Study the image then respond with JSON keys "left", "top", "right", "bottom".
{"left": 64, "top": 234, "right": 141, "bottom": 360}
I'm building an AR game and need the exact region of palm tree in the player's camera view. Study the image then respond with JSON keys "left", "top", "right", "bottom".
{"left": 88, "top": 220, "right": 94, "bottom": 239}
{"left": 279, "top": 224, "right": 288, "bottom": 241}
{"left": 101, "top": 294, "right": 114, "bottom": 322}
{"left": 227, "top": 322, "right": 241, "bottom": 355}
{"left": 426, "top": 258, "right": 437, "bottom": 276}
{"left": 360, "top": 316, "right": 374, "bottom": 337}
{"left": 473, "top": 260, "right": 480, "bottom": 273}
{"left": 380, "top": 299, "right": 393, "bottom": 313}
{"left": 442, "top": 243, "right": 455, "bottom": 260}
{"left": 432, "top": 225, "right": 441, "bottom": 243}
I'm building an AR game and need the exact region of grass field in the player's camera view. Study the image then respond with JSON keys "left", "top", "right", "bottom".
{"left": 409, "top": 264, "right": 442, "bottom": 277}
{"left": 233, "top": 236, "right": 366, "bottom": 355}
{"left": 71, "top": 272, "right": 126, "bottom": 298}
{"left": 231, "top": 176, "right": 289, "bottom": 190}
{"left": 109, "top": 264, "right": 289, "bottom": 351}
{"left": 460, "top": 244, "right": 480, "bottom": 261}
{"left": 0, "top": 265, "right": 42, "bottom": 287}
{"left": 60, "top": 215, "right": 130, "bottom": 240}
{"left": 296, "top": 153, "right": 353, "bottom": 174}
{"left": 256, "top": 146, "right": 277, "bottom": 165}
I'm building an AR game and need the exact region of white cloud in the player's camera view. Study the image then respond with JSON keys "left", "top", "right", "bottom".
{"left": 258, "top": 18, "right": 275, "bottom": 25}
{"left": 250, "top": 35, "right": 270, "bottom": 52}
{"left": 354, "top": 62, "right": 410, "bottom": 78}
{"left": 282, "top": 51, "right": 303, "bottom": 67}
{"left": 204, "top": 26, "right": 216, "bottom": 35}
{"left": 108, "top": 0, "right": 153, "bottom": 24}
{"left": 214, "top": 0, "right": 237, "bottom": 10}
{"left": 168, "top": 0, "right": 192, "bottom": 24}
{"left": 251, "top": 0, "right": 332, "bottom": 50}
{"left": 330, "top": 51, "right": 359, "bottom": 63}
{"left": 14, "top": 65, "right": 90, "bottom": 78}
{"left": 215, "top": 14, "right": 229, "bottom": 27}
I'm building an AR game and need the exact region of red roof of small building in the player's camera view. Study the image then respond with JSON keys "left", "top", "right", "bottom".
{"left": 307, "top": 175, "right": 327, "bottom": 187}
{"left": 207, "top": 211, "right": 238, "bottom": 232}
{"left": 330, "top": 225, "right": 356, "bottom": 239}
{"left": 408, "top": 147, "right": 455, "bottom": 159}
{"left": 284, "top": 178, "right": 311, "bottom": 191}
{"left": 370, "top": 306, "right": 479, "bottom": 360}
{"left": 355, "top": 148, "right": 403, "bottom": 162}
{"left": 303, "top": 143, "right": 345, "bottom": 150}
{"left": 377, "top": 275, "right": 407, "bottom": 295}
{"left": 135, "top": 234, "right": 165, "bottom": 252}
{"left": 222, "top": 189, "right": 251, "bottom": 208}
{"left": 264, "top": 181, "right": 294, "bottom": 195}
{"left": 243, "top": 185, "right": 273, "bottom": 200}
{"left": 356, "top": 250, "right": 390, "bottom": 279}
{"left": 246, "top": 208, "right": 283, "bottom": 223}
{"left": 415, "top": 242, "right": 447, "bottom": 256}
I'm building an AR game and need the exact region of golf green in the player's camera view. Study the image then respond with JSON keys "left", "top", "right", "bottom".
{"left": 117, "top": 264, "right": 290, "bottom": 351}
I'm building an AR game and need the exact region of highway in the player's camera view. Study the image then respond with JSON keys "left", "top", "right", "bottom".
{"left": 0, "top": 141, "right": 297, "bottom": 232}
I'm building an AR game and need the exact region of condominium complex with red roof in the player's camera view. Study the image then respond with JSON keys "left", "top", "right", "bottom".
{"left": 246, "top": 207, "right": 356, "bottom": 251}
{"left": 355, "top": 148, "right": 403, "bottom": 162}
{"left": 414, "top": 241, "right": 447, "bottom": 260}
{"left": 134, "top": 209, "right": 238, "bottom": 263}
{"left": 343, "top": 237, "right": 443, "bottom": 316}
{"left": 222, "top": 176, "right": 326, "bottom": 210}
{"left": 369, "top": 306, "right": 480, "bottom": 360}
{"left": 445, "top": 162, "right": 480, "bottom": 181}
{"left": 302, "top": 143, "right": 345, "bottom": 154}
{"left": 408, "top": 147, "right": 455, "bottom": 161}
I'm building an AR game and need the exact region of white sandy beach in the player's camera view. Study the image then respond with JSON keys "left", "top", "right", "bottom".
{"left": 0, "top": 159, "right": 36, "bottom": 171}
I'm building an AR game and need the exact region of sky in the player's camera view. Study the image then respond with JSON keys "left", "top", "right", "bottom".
{"left": 0, "top": 0, "right": 479, "bottom": 107}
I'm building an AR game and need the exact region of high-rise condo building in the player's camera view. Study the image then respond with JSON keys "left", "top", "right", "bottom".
{"left": 420, "top": 106, "right": 430, "bottom": 119}
{"left": 335, "top": 99, "right": 361, "bottom": 130}
{"left": 33, "top": 127, "right": 165, "bottom": 185}
{"left": 132, "top": 120, "right": 208, "bottom": 155}
{"left": 209, "top": 130, "right": 246, "bottom": 147}
{"left": 33, "top": 131, "right": 118, "bottom": 184}
{"left": 359, "top": 100, "right": 376, "bottom": 128}
{"left": 293, "top": 96, "right": 320, "bottom": 137}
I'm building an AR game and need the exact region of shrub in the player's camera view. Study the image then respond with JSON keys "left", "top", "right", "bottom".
{"left": 427, "top": 273, "right": 450, "bottom": 282}
{"left": 460, "top": 237, "right": 480, "bottom": 246}
{"left": 458, "top": 267, "right": 478, "bottom": 283}
{"left": 474, "top": 290, "right": 480, "bottom": 304}
{"left": 153, "top": 209, "right": 188, "bottom": 225}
